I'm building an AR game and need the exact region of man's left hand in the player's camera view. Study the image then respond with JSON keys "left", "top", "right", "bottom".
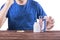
{"left": 46, "top": 16, "right": 54, "bottom": 30}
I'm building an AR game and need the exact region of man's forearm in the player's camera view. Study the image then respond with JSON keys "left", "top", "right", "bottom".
{"left": 0, "top": 3, "right": 12, "bottom": 27}
{"left": 0, "top": 3, "right": 11, "bottom": 18}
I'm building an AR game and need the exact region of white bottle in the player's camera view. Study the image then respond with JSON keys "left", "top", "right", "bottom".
{"left": 33, "top": 22, "right": 41, "bottom": 32}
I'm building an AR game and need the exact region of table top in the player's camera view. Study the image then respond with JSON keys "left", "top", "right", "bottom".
{"left": 0, "top": 30, "right": 60, "bottom": 40}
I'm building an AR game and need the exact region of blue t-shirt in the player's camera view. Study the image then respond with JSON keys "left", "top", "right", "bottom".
{"left": 0, "top": 0, "right": 47, "bottom": 30}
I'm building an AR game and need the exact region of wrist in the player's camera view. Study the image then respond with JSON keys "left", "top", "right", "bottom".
{"left": 6, "top": 0, "right": 13, "bottom": 6}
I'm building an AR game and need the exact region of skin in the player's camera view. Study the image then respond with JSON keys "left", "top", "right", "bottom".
{"left": 0, "top": 0, "right": 54, "bottom": 31}
{"left": 16, "top": 0, "right": 27, "bottom": 5}
{"left": 39, "top": 16, "right": 54, "bottom": 31}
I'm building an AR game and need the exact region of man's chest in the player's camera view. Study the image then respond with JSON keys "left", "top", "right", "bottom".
{"left": 8, "top": 6, "right": 37, "bottom": 22}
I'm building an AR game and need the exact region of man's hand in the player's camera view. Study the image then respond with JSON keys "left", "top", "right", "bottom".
{"left": 39, "top": 16, "right": 54, "bottom": 31}
{"left": 6, "top": 0, "right": 14, "bottom": 5}
{"left": 46, "top": 16, "right": 54, "bottom": 30}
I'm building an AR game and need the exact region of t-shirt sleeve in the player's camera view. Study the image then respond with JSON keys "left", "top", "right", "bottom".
{"left": 0, "top": 4, "right": 9, "bottom": 18}
{"left": 36, "top": 3, "right": 47, "bottom": 19}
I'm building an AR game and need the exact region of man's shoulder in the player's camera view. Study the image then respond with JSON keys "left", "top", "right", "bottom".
{"left": 31, "top": 1, "right": 41, "bottom": 9}
{"left": 31, "top": 1, "right": 40, "bottom": 7}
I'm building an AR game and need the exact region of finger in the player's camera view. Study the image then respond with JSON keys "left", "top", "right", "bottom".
{"left": 47, "top": 18, "right": 54, "bottom": 24}
{"left": 47, "top": 20, "right": 54, "bottom": 24}
{"left": 47, "top": 25, "right": 54, "bottom": 30}
{"left": 47, "top": 22, "right": 54, "bottom": 26}
{"left": 47, "top": 24, "right": 54, "bottom": 29}
{"left": 49, "top": 16, "right": 51, "bottom": 19}
{"left": 46, "top": 16, "right": 52, "bottom": 22}
{"left": 49, "top": 17, "right": 54, "bottom": 23}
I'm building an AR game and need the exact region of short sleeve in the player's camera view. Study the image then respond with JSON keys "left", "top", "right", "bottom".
{"left": 36, "top": 3, "right": 47, "bottom": 19}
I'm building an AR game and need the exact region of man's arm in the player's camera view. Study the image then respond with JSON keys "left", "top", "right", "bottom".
{"left": 35, "top": 2, "right": 54, "bottom": 30}
{"left": 0, "top": 0, "right": 14, "bottom": 27}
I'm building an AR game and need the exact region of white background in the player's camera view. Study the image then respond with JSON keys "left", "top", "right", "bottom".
{"left": 0, "top": 0, "right": 60, "bottom": 31}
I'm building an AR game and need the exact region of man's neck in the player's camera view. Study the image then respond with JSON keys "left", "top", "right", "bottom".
{"left": 16, "top": 0, "right": 27, "bottom": 5}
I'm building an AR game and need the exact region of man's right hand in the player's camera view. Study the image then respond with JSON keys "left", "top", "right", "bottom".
{"left": 6, "top": 0, "right": 14, "bottom": 5}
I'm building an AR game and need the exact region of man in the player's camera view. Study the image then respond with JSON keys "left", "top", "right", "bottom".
{"left": 0, "top": 0, "right": 54, "bottom": 30}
